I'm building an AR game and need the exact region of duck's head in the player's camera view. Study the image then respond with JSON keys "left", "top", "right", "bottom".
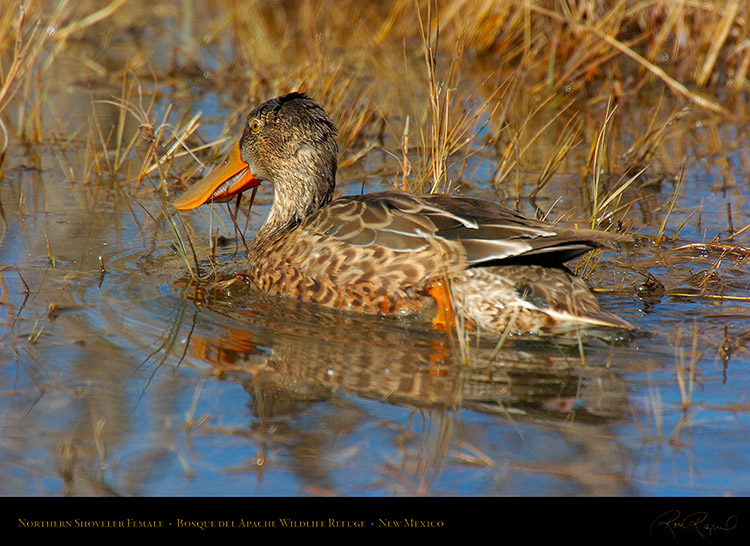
{"left": 174, "top": 92, "right": 338, "bottom": 229}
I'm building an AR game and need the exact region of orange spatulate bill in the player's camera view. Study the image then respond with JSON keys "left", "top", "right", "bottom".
{"left": 173, "top": 143, "right": 261, "bottom": 210}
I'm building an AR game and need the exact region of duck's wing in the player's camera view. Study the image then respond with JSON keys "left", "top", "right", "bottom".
{"left": 303, "top": 191, "right": 629, "bottom": 267}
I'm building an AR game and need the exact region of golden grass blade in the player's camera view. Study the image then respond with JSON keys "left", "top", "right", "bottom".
{"left": 50, "top": 0, "right": 128, "bottom": 42}
{"left": 584, "top": 24, "right": 728, "bottom": 115}
{"left": 696, "top": 0, "right": 740, "bottom": 87}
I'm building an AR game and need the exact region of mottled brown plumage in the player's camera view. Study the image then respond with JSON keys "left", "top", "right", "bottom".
{"left": 174, "top": 92, "right": 633, "bottom": 338}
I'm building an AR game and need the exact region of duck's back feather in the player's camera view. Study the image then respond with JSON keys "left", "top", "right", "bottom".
{"left": 304, "top": 191, "right": 628, "bottom": 267}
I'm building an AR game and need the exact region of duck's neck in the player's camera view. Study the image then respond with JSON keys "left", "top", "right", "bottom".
{"left": 255, "top": 165, "right": 336, "bottom": 244}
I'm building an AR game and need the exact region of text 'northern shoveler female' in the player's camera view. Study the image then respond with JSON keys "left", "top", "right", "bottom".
{"left": 174, "top": 92, "right": 632, "bottom": 339}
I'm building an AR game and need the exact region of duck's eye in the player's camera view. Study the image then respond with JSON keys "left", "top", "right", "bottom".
{"left": 250, "top": 119, "right": 262, "bottom": 132}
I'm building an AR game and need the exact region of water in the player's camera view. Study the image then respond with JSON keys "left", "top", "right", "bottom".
{"left": 1, "top": 4, "right": 750, "bottom": 505}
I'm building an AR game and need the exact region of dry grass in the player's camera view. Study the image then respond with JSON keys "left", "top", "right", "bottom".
{"left": 153, "top": 0, "right": 746, "bottom": 203}
{"left": 1, "top": 0, "right": 746, "bottom": 349}
{"left": 0, "top": 0, "right": 747, "bottom": 327}
{"left": 0, "top": 1, "right": 134, "bottom": 161}
{"left": 2, "top": 2, "right": 750, "bottom": 496}
{"left": 435, "top": 0, "right": 747, "bottom": 106}
{"left": 2, "top": 0, "right": 747, "bottom": 187}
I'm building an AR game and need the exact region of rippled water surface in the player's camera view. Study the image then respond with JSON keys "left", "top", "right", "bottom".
{"left": 2, "top": 3, "right": 750, "bottom": 504}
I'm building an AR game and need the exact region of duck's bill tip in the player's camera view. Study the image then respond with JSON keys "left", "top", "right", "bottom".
{"left": 173, "top": 144, "right": 262, "bottom": 210}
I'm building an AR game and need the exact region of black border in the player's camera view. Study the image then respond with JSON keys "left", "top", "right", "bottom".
{"left": 3, "top": 496, "right": 748, "bottom": 540}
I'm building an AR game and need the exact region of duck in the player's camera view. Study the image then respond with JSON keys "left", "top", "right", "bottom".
{"left": 173, "top": 92, "right": 632, "bottom": 338}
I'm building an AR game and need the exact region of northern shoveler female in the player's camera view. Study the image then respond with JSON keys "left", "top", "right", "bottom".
{"left": 174, "top": 92, "right": 632, "bottom": 338}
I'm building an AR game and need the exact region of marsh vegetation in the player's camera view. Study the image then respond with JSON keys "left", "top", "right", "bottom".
{"left": 1, "top": 0, "right": 750, "bottom": 497}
